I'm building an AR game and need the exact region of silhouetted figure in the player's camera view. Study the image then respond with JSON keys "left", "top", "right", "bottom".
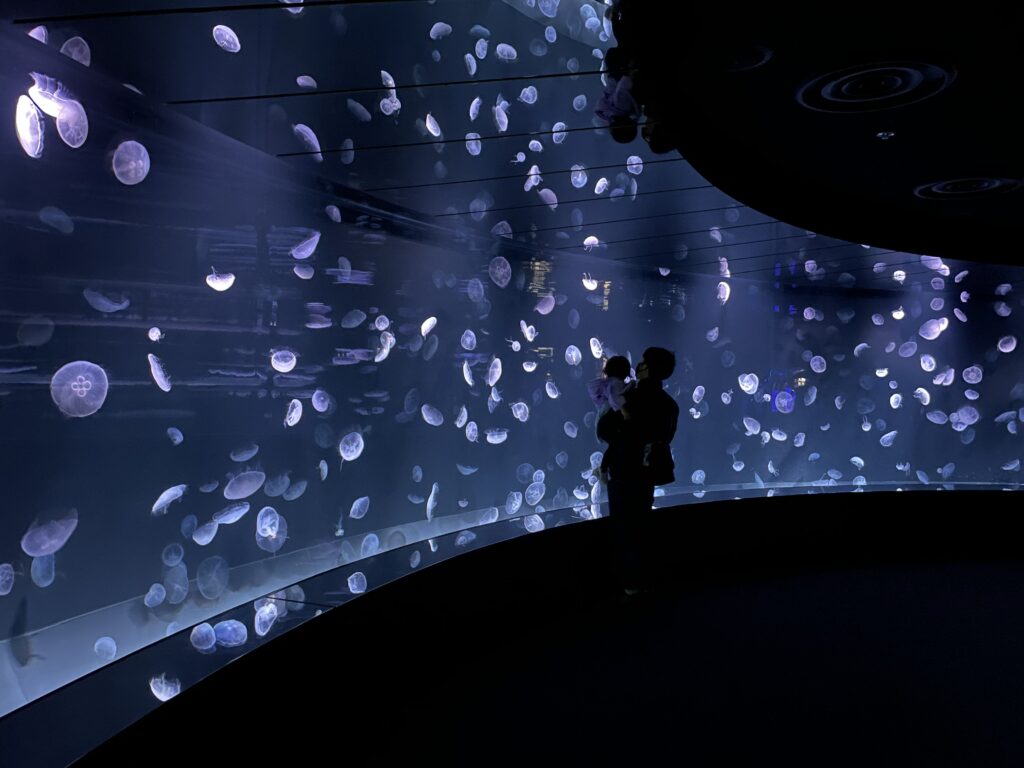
{"left": 597, "top": 347, "right": 679, "bottom": 594}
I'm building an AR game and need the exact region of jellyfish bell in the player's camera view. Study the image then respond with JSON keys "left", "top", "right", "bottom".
{"left": 50, "top": 360, "right": 109, "bottom": 417}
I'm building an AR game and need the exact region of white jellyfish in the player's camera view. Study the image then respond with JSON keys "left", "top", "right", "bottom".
{"left": 16, "top": 95, "right": 44, "bottom": 159}
{"left": 50, "top": 361, "right": 108, "bottom": 417}
{"left": 112, "top": 141, "right": 150, "bottom": 185}
{"left": 212, "top": 25, "right": 241, "bottom": 52}
{"left": 147, "top": 353, "right": 172, "bottom": 392}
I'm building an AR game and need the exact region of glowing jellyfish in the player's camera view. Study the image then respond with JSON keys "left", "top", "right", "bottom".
{"left": 56, "top": 99, "right": 88, "bottom": 149}
{"left": 292, "top": 124, "right": 322, "bottom": 162}
{"left": 465, "top": 421, "right": 478, "bottom": 442}
{"left": 920, "top": 354, "right": 937, "bottom": 372}
{"left": 190, "top": 623, "right": 216, "bottom": 652}
{"left": 256, "top": 507, "right": 279, "bottom": 538}
{"left": 256, "top": 512, "right": 288, "bottom": 553}
{"left": 918, "top": 318, "right": 946, "bottom": 341}
{"left": 429, "top": 21, "right": 452, "bottom": 39}
{"left": 16, "top": 95, "right": 45, "bottom": 159}
{"left": 479, "top": 257, "right": 510, "bottom": 291}
{"left": 161, "top": 543, "right": 184, "bottom": 568}
{"left": 212, "top": 502, "right": 249, "bottom": 525}
{"left": 545, "top": 381, "right": 560, "bottom": 399}
{"left": 425, "top": 112, "right": 441, "bottom": 138}
{"left": 94, "top": 636, "right": 116, "bottom": 660}
{"left": 421, "top": 404, "right": 444, "bottom": 426}
{"left": 564, "top": 421, "right": 578, "bottom": 438}
{"left": 742, "top": 417, "right": 761, "bottom": 436}
{"left": 282, "top": 398, "right": 302, "bottom": 427}
{"left": 112, "top": 140, "right": 150, "bottom": 185}
{"left": 535, "top": 295, "right": 556, "bottom": 315}
{"left": 144, "top": 583, "right": 166, "bottom": 608}
{"left": 486, "top": 357, "right": 503, "bottom": 387}
{"left": 164, "top": 427, "right": 183, "bottom": 446}
{"left": 205, "top": 267, "right": 235, "bottom": 292}
{"left": 149, "top": 674, "right": 181, "bottom": 702}
{"left": 495, "top": 43, "right": 518, "bottom": 62}
{"left": 344, "top": 571, "right": 368, "bottom": 595}
{"left": 20, "top": 508, "right": 78, "bottom": 558}
{"left": 717, "top": 282, "right": 731, "bottom": 304}
{"left": 271, "top": 349, "right": 297, "bottom": 373}
{"left": 214, "top": 619, "right": 248, "bottom": 647}
{"left": 486, "top": 428, "right": 508, "bottom": 444}
{"left": 963, "top": 365, "right": 983, "bottom": 384}
{"left": 212, "top": 25, "right": 241, "bottom": 52}
{"left": 738, "top": 373, "right": 759, "bottom": 395}
{"left": 254, "top": 603, "right": 278, "bottom": 638}
{"left": 810, "top": 356, "right": 827, "bottom": 374}
{"left": 775, "top": 390, "right": 795, "bottom": 414}
{"left": 145, "top": 353, "right": 171, "bottom": 392}
{"left": 152, "top": 484, "right": 186, "bottom": 515}
{"left": 290, "top": 230, "right": 320, "bottom": 260}
{"left": 195, "top": 556, "right": 230, "bottom": 600}
{"left": 50, "top": 361, "right": 108, "bottom": 417}
{"left": 31, "top": 554, "right": 55, "bottom": 587}
{"left": 339, "top": 432, "right": 365, "bottom": 461}
{"left": 60, "top": 36, "right": 91, "bottom": 65}
{"left": 28, "top": 26, "right": 48, "bottom": 43}
{"left": 564, "top": 345, "right": 583, "bottom": 366}
{"left": 879, "top": 430, "right": 898, "bottom": 447}
{"left": 83, "top": 288, "right": 129, "bottom": 313}
{"left": 511, "top": 402, "right": 530, "bottom": 422}
{"left": 223, "top": 471, "right": 265, "bottom": 501}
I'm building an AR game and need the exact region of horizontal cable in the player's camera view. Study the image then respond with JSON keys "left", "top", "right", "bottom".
{"left": 170, "top": 68, "right": 608, "bottom": 105}
{"left": 276, "top": 118, "right": 657, "bottom": 158}
{"left": 14, "top": 0, "right": 444, "bottom": 24}
{"left": 365, "top": 157, "right": 686, "bottom": 193}
{"left": 514, "top": 204, "right": 762, "bottom": 237}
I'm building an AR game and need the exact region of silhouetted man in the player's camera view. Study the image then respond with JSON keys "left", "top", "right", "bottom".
{"left": 597, "top": 347, "right": 679, "bottom": 595}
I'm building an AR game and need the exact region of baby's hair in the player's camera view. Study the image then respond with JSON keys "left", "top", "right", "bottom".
{"left": 603, "top": 355, "right": 631, "bottom": 380}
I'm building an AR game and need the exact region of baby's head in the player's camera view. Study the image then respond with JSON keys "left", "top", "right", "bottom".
{"left": 603, "top": 355, "right": 631, "bottom": 381}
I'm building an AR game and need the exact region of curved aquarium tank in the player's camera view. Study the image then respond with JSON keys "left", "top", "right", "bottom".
{"left": 0, "top": 0, "right": 1021, "bottom": 762}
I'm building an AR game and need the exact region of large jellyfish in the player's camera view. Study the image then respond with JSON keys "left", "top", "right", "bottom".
{"left": 16, "top": 95, "right": 44, "bottom": 159}
{"left": 50, "top": 361, "right": 108, "bottom": 417}
{"left": 212, "top": 25, "right": 241, "bottom": 52}
{"left": 223, "top": 471, "right": 265, "bottom": 500}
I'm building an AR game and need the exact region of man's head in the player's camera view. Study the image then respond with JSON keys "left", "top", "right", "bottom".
{"left": 637, "top": 347, "right": 675, "bottom": 382}
{"left": 603, "top": 355, "right": 631, "bottom": 380}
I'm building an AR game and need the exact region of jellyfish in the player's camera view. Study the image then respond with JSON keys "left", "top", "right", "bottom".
{"left": 152, "top": 484, "right": 187, "bottom": 515}
{"left": 564, "top": 421, "right": 578, "bottom": 438}
{"left": 214, "top": 619, "right": 248, "bottom": 647}
{"left": 469, "top": 96, "right": 482, "bottom": 121}
{"left": 421, "top": 404, "right": 444, "bottom": 426}
{"left": 495, "top": 43, "right": 518, "bottom": 62}
{"left": 963, "top": 365, "right": 983, "bottom": 384}
{"left": 212, "top": 25, "right": 241, "bottom": 52}
{"left": 15, "top": 95, "right": 44, "bottom": 159}
{"left": 271, "top": 349, "right": 297, "bottom": 372}
{"left": 573, "top": 94, "right": 588, "bottom": 111}
{"left": 511, "top": 402, "right": 530, "bottom": 422}
{"left": 256, "top": 513, "right": 288, "bottom": 553}
{"left": 420, "top": 316, "right": 437, "bottom": 337}
{"left": 478, "top": 359, "right": 501, "bottom": 390}
{"left": 253, "top": 603, "right": 279, "bottom": 638}
{"left": 292, "top": 124, "right": 322, "bottom": 161}
{"left": 213, "top": 502, "right": 250, "bottom": 525}
{"left": 196, "top": 556, "right": 230, "bottom": 600}
{"left": 149, "top": 674, "right": 181, "bottom": 702}
{"left": 565, "top": 345, "right": 582, "bottom": 366}
{"left": 256, "top": 507, "right": 279, "bottom": 537}
{"left": 144, "top": 583, "right": 166, "bottom": 608}
{"left": 94, "top": 636, "right": 116, "bottom": 661}
{"left": 284, "top": 398, "right": 303, "bottom": 427}
{"left": 20, "top": 507, "right": 79, "bottom": 559}
{"left": 56, "top": 99, "right": 88, "bottom": 149}
{"left": 486, "top": 428, "right": 508, "bottom": 444}
{"left": 190, "top": 623, "right": 216, "bottom": 651}
{"left": 162, "top": 563, "right": 189, "bottom": 604}
{"left": 339, "top": 432, "right": 365, "bottom": 462}
{"left": 223, "top": 471, "right": 266, "bottom": 500}
{"left": 29, "top": 554, "right": 55, "bottom": 587}
{"left": 998, "top": 336, "right": 1017, "bottom": 353}
{"left": 50, "top": 361, "right": 108, "bottom": 417}
{"left": 148, "top": 353, "right": 171, "bottom": 392}
{"left": 481, "top": 256, "right": 509, "bottom": 288}
{"left": 464, "top": 132, "right": 482, "bottom": 156}
{"left": 738, "top": 373, "right": 759, "bottom": 395}
{"left": 425, "top": 113, "right": 441, "bottom": 137}
{"left": 535, "top": 295, "right": 556, "bottom": 315}
{"left": 626, "top": 155, "right": 644, "bottom": 175}
{"left": 290, "top": 230, "right": 320, "bottom": 260}
{"left": 111, "top": 140, "right": 150, "bottom": 185}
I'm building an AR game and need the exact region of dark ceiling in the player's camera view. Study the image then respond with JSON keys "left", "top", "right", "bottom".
{"left": 608, "top": 2, "right": 1022, "bottom": 263}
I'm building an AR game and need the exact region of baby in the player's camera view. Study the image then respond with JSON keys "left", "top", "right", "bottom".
{"left": 588, "top": 355, "right": 631, "bottom": 415}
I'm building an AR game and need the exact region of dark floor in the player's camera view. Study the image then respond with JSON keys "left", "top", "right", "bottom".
{"left": 78, "top": 492, "right": 1024, "bottom": 766}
